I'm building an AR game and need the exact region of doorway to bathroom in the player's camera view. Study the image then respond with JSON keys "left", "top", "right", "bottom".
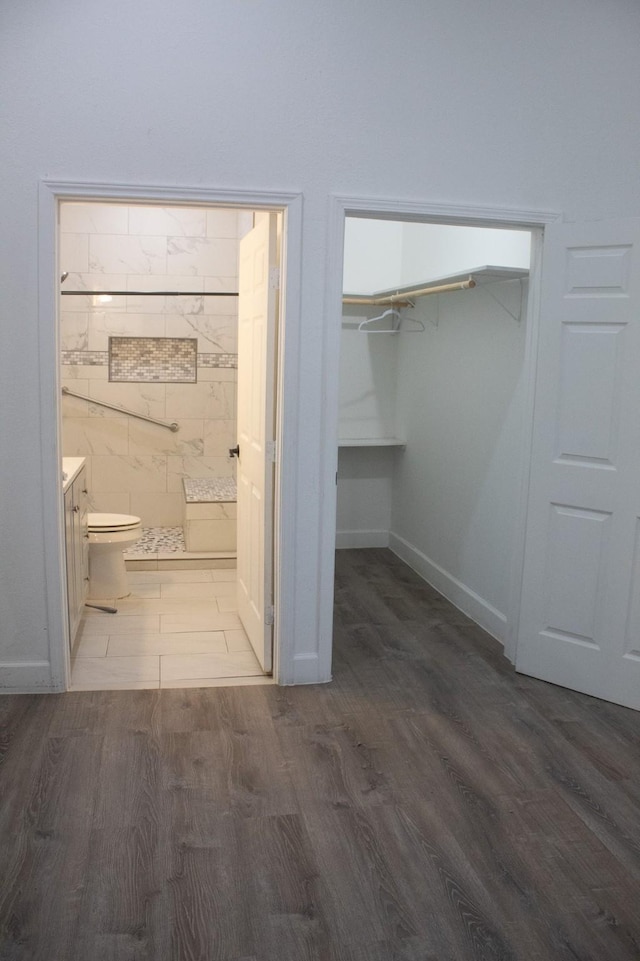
{"left": 54, "top": 192, "right": 290, "bottom": 692}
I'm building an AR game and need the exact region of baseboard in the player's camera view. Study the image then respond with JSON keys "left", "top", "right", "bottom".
{"left": 0, "top": 660, "right": 61, "bottom": 694}
{"left": 336, "top": 530, "right": 390, "bottom": 550}
{"left": 388, "top": 532, "right": 507, "bottom": 642}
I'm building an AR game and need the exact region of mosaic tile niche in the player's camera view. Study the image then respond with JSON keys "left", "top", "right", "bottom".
{"left": 109, "top": 337, "right": 197, "bottom": 383}
{"left": 60, "top": 202, "right": 251, "bottom": 530}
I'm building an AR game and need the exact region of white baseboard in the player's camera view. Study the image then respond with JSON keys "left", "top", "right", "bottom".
{"left": 336, "top": 529, "right": 390, "bottom": 550}
{"left": 388, "top": 532, "right": 507, "bottom": 642}
{"left": 0, "top": 660, "right": 61, "bottom": 694}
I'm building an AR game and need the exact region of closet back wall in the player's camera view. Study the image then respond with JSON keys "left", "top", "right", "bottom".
{"left": 60, "top": 204, "right": 248, "bottom": 528}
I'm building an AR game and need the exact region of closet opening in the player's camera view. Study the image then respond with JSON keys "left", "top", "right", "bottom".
{"left": 336, "top": 216, "right": 536, "bottom": 649}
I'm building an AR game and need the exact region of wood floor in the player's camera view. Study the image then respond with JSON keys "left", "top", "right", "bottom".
{"left": 1, "top": 548, "right": 639, "bottom": 961}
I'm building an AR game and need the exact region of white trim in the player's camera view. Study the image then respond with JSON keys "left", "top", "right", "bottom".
{"left": 321, "top": 195, "right": 562, "bottom": 678}
{"left": 39, "top": 180, "right": 303, "bottom": 691}
{"left": 0, "top": 662, "right": 57, "bottom": 694}
{"left": 389, "top": 532, "right": 507, "bottom": 642}
{"left": 336, "top": 530, "right": 390, "bottom": 550}
{"left": 336, "top": 195, "right": 560, "bottom": 227}
{"left": 291, "top": 653, "right": 323, "bottom": 685}
{"left": 502, "top": 229, "right": 545, "bottom": 661}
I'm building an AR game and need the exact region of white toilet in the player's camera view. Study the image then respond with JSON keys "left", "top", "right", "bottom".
{"left": 87, "top": 513, "right": 142, "bottom": 599}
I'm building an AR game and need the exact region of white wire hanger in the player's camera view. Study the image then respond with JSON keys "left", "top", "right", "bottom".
{"left": 357, "top": 306, "right": 425, "bottom": 333}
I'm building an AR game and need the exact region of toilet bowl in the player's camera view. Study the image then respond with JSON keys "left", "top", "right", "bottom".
{"left": 87, "top": 513, "right": 142, "bottom": 599}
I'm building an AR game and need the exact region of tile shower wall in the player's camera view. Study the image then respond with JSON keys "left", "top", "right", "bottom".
{"left": 60, "top": 203, "right": 251, "bottom": 527}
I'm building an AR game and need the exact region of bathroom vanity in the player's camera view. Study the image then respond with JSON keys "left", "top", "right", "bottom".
{"left": 62, "top": 457, "right": 89, "bottom": 647}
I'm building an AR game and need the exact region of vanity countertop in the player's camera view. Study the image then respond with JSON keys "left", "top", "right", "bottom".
{"left": 62, "top": 456, "right": 86, "bottom": 493}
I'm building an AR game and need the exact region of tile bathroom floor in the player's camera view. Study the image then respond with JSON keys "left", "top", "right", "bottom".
{"left": 71, "top": 567, "right": 272, "bottom": 691}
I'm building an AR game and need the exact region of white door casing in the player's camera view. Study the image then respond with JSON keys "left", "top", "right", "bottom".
{"left": 236, "top": 213, "right": 278, "bottom": 672}
{"left": 516, "top": 218, "right": 640, "bottom": 710}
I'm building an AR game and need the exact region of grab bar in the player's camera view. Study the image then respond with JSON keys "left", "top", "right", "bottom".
{"left": 61, "top": 386, "right": 180, "bottom": 432}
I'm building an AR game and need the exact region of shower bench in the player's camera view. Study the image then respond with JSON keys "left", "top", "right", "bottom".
{"left": 182, "top": 477, "right": 237, "bottom": 553}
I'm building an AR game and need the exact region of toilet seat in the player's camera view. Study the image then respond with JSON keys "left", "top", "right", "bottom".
{"left": 88, "top": 512, "right": 141, "bottom": 532}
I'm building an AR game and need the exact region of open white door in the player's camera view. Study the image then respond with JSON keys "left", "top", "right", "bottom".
{"left": 516, "top": 218, "right": 640, "bottom": 710}
{"left": 235, "top": 213, "right": 278, "bottom": 672}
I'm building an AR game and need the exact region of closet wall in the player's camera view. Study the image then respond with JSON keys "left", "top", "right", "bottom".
{"left": 338, "top": 221, "right": 531, "bottom": 639}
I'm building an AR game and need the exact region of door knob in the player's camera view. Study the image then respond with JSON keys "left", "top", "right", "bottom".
{"left": 229, "top": 445, "right": 240, "bottom": 458}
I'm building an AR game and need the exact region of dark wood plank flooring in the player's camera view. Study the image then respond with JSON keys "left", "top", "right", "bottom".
{"left": 1, "top": 548, "right": 639, "bottom": 960}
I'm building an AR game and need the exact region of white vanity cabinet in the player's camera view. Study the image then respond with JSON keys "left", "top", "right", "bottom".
{"left": 64, "top": 463, "right": 89, "bottom": 648}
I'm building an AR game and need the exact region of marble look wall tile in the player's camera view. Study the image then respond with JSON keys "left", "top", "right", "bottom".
{"left": 60, "top": 201, "right": 244, "bottom": 529}
{"left": 184, "top": 502, "right": 236, "bottom": 520}
{"left": 124, "top": 296, "right": 167, "bottom": 315}
{"left": 86, "top": 491, "right": 132, "bottom": 515}
{"left": 130, "top": 492, "right": 183, "bottom": 527}
{"left": 167, "top": 456, "right": 235, "bottom": 491}
{"left": 89, "top": 312, "right": 166, "bottom": 350}
{"left": 63, "top": 273, "right": 128, "bottom": 295}
{"left": 60, "top": 312, "right": 89, "bottom": 351}
{"left": 165, "top": 314, "right": 238, "bottom": 354}
{"left": 60, "top": 233, "right": 89, "bottom": 273}
{"left": 165, "top": 295, "right": 204, "bottom": 317}
{"left": 91, "top": 316, "right": 168, "bottom": 349}
{"left": 128, "top": 418, "right": 204, "bottom": 456}
{"left": 88, "top": 380, "right": 167, "bottom": 420}
{"left": 90, "top": 455, "right": 168, "bottom": 492}
{"left": 90, "top": 234, "right": 167, "bottom": 275}
{"left": 61, "top": 364, "right": 109, "bottom": 381}
{"left": 184, "top": 518, "right": 236, "bottom": 553}
{"left": 203, "top": 276, "right": 239, "bottom": 293}
{"left": 158, "top": 276, "right": 205, "bottom": 294}
{"left": 129, "top": 206, "right": 207, "bottom": 238}
{"left": 63, "top": 417, "right": 129, "bottom": 456}
{"left": 165, "top": 382, "right": 236, "bottom": 420}
{"left": 203, "top": 419, "right": 236, "bottom": 457}
{"left": 197, "top": 367, "right": 237, "bottom": 383}
{"left": 206, "top": 209, "right": 240, "bottom": 239}
{"left": 61, "top": 380, "right": 90, "bottom": 417}
{"left": 167, "top": 237, "right": 237, "bottom": 277}
{"left": 61, "top": 202, "right": 129, "bottom": 234}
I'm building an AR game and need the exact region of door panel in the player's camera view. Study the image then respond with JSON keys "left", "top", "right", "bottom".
{"left": 516, "top": 219, "right": 640, "bottom": 709}
{"left": 236, "top": 214, "right": 278, "bottom": 672}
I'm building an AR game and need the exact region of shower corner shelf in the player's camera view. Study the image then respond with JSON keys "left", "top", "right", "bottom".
{"left": 338, "top": 437, "right": 406, "bottom": 448}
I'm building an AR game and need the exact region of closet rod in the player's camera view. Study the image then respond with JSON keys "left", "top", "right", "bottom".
{"left": 343, "top": 277, "right": 476, "bottom": 307}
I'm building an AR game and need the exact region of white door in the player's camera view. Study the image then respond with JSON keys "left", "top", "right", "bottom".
{"left": 516, "top": 218, "right": 640, "bottom": 710}
{"left": 235, "top": 214, "right": 278, "bottom": 672}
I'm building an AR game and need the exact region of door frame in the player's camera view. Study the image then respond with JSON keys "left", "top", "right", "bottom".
{"left": 321, "top": 196, "right": 560, "bottom": 668}
{"left": 38, "top": 180, "right": 302, "bottom": 690}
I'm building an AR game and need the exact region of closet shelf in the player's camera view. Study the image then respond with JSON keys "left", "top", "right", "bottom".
{"left": 343, "top": 265, "right": 529, "bottom": 306}
{"left": 338, "top": 438, "right": 406, "bottom": 448}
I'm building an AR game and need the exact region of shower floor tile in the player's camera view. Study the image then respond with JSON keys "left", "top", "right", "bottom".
{"left": 125, "top": 527, "right": 186, "bottom": 555}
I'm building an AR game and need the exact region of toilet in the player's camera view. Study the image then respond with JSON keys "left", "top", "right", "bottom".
{"left": 87, "top": 513, "right": 142, "bottom": 599}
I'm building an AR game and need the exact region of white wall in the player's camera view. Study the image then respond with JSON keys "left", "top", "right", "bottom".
{"left": 2, "top": 0, "right": 640, "bottom": 689}
{"left": 342, "top": 220, "right": 531, "bottom": 293}
{"left": 391, "top": 280, "right": 528, "bottom": 638}
{"left": 342, "top": 220, "right": 404, "bottom": 293}
{"left": 336, "top": 448, "right": 394, "bottom": 549}
{"left": 400, "top": 224, "right": 531, "bottom": 287}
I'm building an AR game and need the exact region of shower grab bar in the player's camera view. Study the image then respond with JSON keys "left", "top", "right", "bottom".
{"left": 61, "top": 386, "right": 180, "bottom": 432}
